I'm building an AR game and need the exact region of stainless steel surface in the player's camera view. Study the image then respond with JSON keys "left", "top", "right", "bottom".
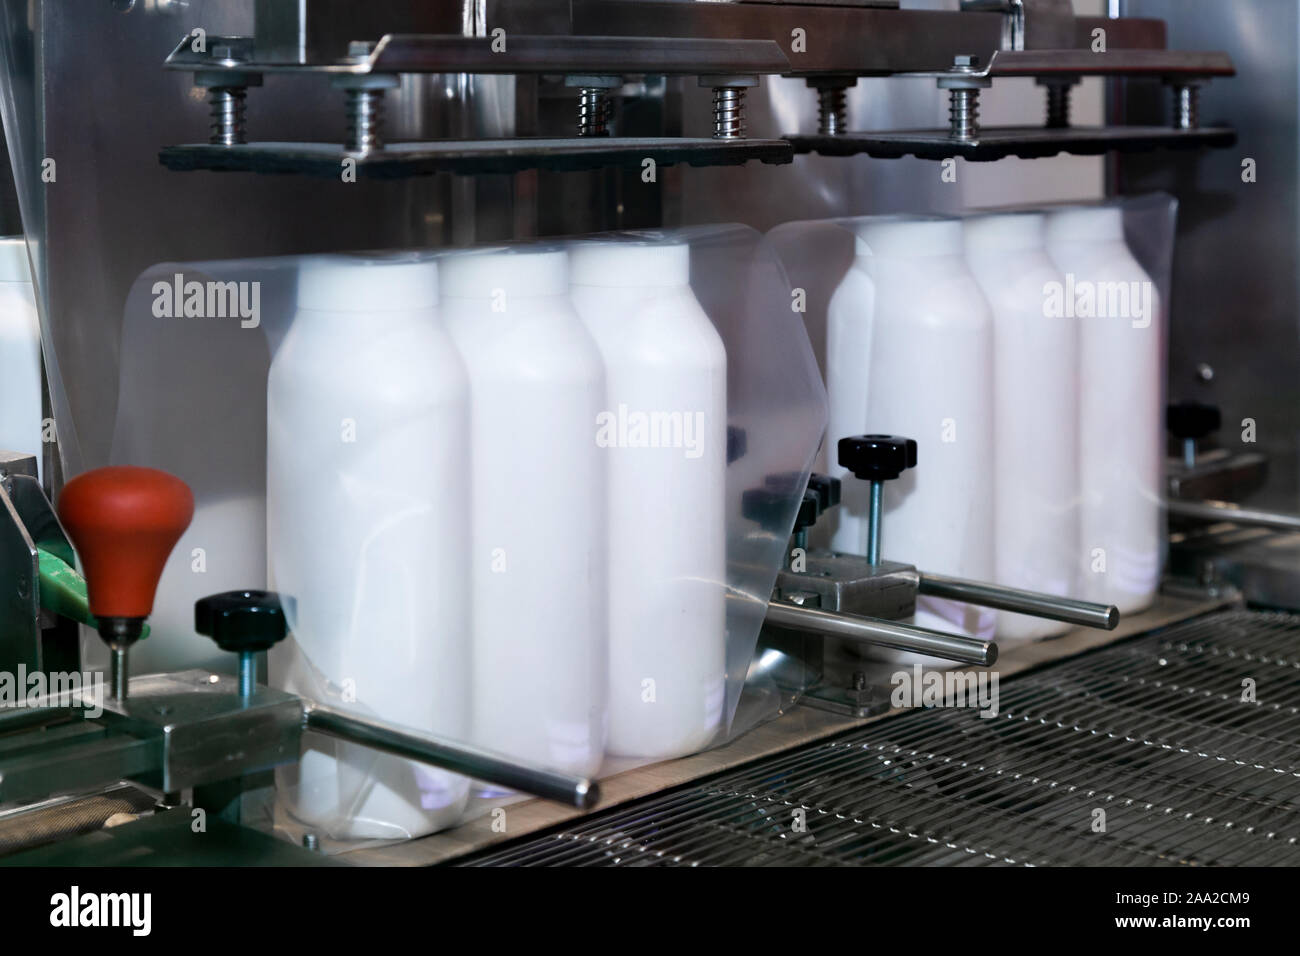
{"left": 1169, "top": 498, "right": 1300, "bottom": 534}
{"left": 302, "top": 702, "right": 600, "bottom": 810}
{"left": 1117, "top": 0, "right": 1300, "bottom": 514}
{"left": 773, "top": 553, "right": 917, "bottom": 619}
{"left": 1168, "top": 450, "right": 1269, "bottom": 502}
{"left": 95, "top": 670, "right": 304, "bottom": 792}
{"left": 765, "top": 600, "right": 999, "bottom": 666}
{"left": 464, "top": 608, "right": 1300, "bottom": 866}
{"left": 917, "top": 572, "right": 1119, "bottom": 630}
{"left": 166, "top": 33, "right": 794, "bottom": 76}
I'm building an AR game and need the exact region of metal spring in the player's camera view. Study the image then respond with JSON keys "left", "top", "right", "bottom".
{"left": 712, "top": 87, "right": 746, "bottom": 140}
{"left": 208, "top": 87, "right": 246, "bottom": 146}
{"left": 948, "top": 87, "right": 980, "bottom": 141}
{"left": 1172, "top": 84, "right": 1200, "bottom": 131}
{"left": 1045, "top": 83, "right": 1072, "bottom": 129}
{"left": 818, "top": 86, "right": 848, "bottom": 137}
{"left": 577, "top": 88, "right": 610, "bottom": 137}
{"left": 345, "top": 87, "right": 387, "bottom": 154}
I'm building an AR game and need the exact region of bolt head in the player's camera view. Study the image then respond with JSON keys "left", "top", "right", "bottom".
{"left": 953, "top": 55, "right": 980, "bottom": 69}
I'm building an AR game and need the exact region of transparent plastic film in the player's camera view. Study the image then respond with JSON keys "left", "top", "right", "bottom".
{"left": 111, "top": 224, "right": 824, "bottom": 845}
{"left": 766, "top": 194, "right": 1175, "bottom": 658}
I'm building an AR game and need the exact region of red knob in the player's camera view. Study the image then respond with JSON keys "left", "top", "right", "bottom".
{"left": 57, "top": 466, "right": 195, "bottom": 621}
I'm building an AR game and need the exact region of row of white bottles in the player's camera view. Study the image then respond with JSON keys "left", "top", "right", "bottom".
{"left": 268, "top": 240, "right": 728, "bottom": 839}
{"left": 824, "top": 205, "right": 1162, "bottom": 651}
{"left": 0, "top": 237, "right": 43, "bottom": 481}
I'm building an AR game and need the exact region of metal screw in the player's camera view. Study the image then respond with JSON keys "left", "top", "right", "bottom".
{"left": 1039, "top": 77, "right": 1078, "bottom": 129}
{"left": 808, "top": 77, "right": 856, "bottom": 136}
{"left": 194, "top": 37, "right": 260, "bottom": 147}
{"left": 938, "top": 56, "right": 991, "bottom": 142}
{"left": 303, "top": 832, "right": 320, "bottom": 852}
{"left": 566, "top": 76, "right": 619, "bottom": 137}
{"left": 846, "top": 671, "right": 871, "bottom": 706}
{"left": 713, "top": 87, "right": 746, "bottom": 139}
{"left": 208, "top": 88, "right": 247, "bottom": 146}
{"left": 237, "top": 651, "right": 256, "bottom": 698}
{"left": 1171, "top": 82, "right": 1201, "bottom": 130}
{"left": 577, "top": 88, "right": 610, "bottom": 136}
{"left": 703, "top": 76, "right": 758, "bottom": 141}
{"left": 1196, "top": 362, "right": 1215, "bottom": 383}
{"left": 866, "top": 480, "right": 884, "bottom": 565}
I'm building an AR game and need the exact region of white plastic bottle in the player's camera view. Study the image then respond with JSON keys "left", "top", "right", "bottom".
{"left": 824, "top": 232, "right": 876, "bottom": 556}
{"left": 0, "top": 237, "right": 43, "bottom": 481}
{"left": 1046, "top": 205, "right": 1162, "bottom": 616}
{"left": 570, "top": 239, "right": 726, "bottom": 759}
{"left": 267, "top": 253, "right": 471, "bottom": 839}
{"left": 441, "top": 246, "right": 607, "bottom": 778}
{"left": 965, "top": 212, "right": 1079, "bottom": 642}
{"left": 851, "top": 217, "right": 997, "bottom": 647}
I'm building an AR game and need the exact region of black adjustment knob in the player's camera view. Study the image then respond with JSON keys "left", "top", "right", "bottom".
{"left": 195, "top": 590, "right": 289, "bottom": 652}
{"left": 806, "top": 473, "right": 842, "bottom": 512}
{"left": 793, "top": 491, "right": 821, "bottom": 533}
{"left": 742, "top": 486, "right": 786, "bottom": 527}
{"left": 838, "top": 435, "right": 918, "bottom": 482}
{"left": 1167, "top": 402, "right": 1221, "bottom": 441}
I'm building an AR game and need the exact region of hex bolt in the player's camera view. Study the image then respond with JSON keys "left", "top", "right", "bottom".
{"left": 565, "top": 76, "right": 620, "bottom": 137}
{"left": 332, "top": 41, "right": 399, "bottom": 154}
{"left": 808, "top": 76, "right": 856, "bottom": 137}
{"left": 1038, "top": 76, "right": 1079, "bottom": 129}
{"left": 937, "top": 55, "right": 992, "bottom": 142}
{"left": 303, "top": 833, "right": 320, "bottom": 852}
{"left": 1169, "top": 81, "right": 1201, "bottom": 130}
{"left": 702, "top": 75, "right": 759, "bottom": 140}
{"left": 194, "top": 36, "right": 261, "bottom": 147}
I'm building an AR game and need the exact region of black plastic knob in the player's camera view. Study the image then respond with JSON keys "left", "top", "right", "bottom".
{"left": 838, "top": 435, "right": 918, "bottom": 483}
{"left": 741, "top": 486, "right": 786, "bottom": 527}
{"left": 806, "top": 473, "right": 842, "bottom": 512}
{"left": 1167, "top": 402, "right": 1221, "bottom": 441}
{"left": 793, "top": 491, "right": 821, "bottom": 533}
{"left": 195, "top": 590, "right": 289, "bottom": 654}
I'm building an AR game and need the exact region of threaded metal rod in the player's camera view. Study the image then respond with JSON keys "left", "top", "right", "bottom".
{"left": 208, "top": 87, "right": 247, "bottom": 146}
{"left": 577, "top": 87, "right": 610, "bottom": 137}
{"left": 817, "top": 86, "right": 848, "bottom": 136}
{"left": 948, "top": 88, "right": 980, "bottom": 141}
{"left": 713, "top": 87, "right": 746, "bottom": 139}
{"left": 867, "top": 481, "right": 884, "bottom": 565}
{"left": 345, "top": 87, "right": 387, "bottom": 153}
{"left": 1172, "top": 84, "right": 1200, "bottom": 130}
{"left": 1045, "top": 83, "right": 1072, "bottom": 129}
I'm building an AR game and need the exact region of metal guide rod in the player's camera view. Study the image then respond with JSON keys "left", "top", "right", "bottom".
{"left": 302, "top": 702, "right": 599, "bottom": 810}
{"left": 765, "top": 600, "right": 998, "bottom": 666}
{"left": 917, "top": 572, "right": 1118, "bottom": 630}
{"left": 1169, "top": 498, "right": 1300, "bottom": 533}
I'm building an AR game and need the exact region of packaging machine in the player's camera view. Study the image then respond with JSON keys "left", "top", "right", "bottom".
{"left": 0, "top": 0, "right": 1296, "bottom": 886}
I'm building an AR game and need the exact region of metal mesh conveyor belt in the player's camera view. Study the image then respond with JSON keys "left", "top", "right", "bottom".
{"left": 461, "top": 609, "right": 1300, "bottom": 867}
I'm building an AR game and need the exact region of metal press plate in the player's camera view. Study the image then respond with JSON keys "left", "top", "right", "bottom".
{"left": 160, "top": 138, "right": 794, "bottom": 178}
{"left": 788, "top": 125, "right": 1237, "bottom": 162}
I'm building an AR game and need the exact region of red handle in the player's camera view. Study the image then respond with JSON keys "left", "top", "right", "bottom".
{"left": 57, "top": 466, "right": 195, "bottom": 620}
